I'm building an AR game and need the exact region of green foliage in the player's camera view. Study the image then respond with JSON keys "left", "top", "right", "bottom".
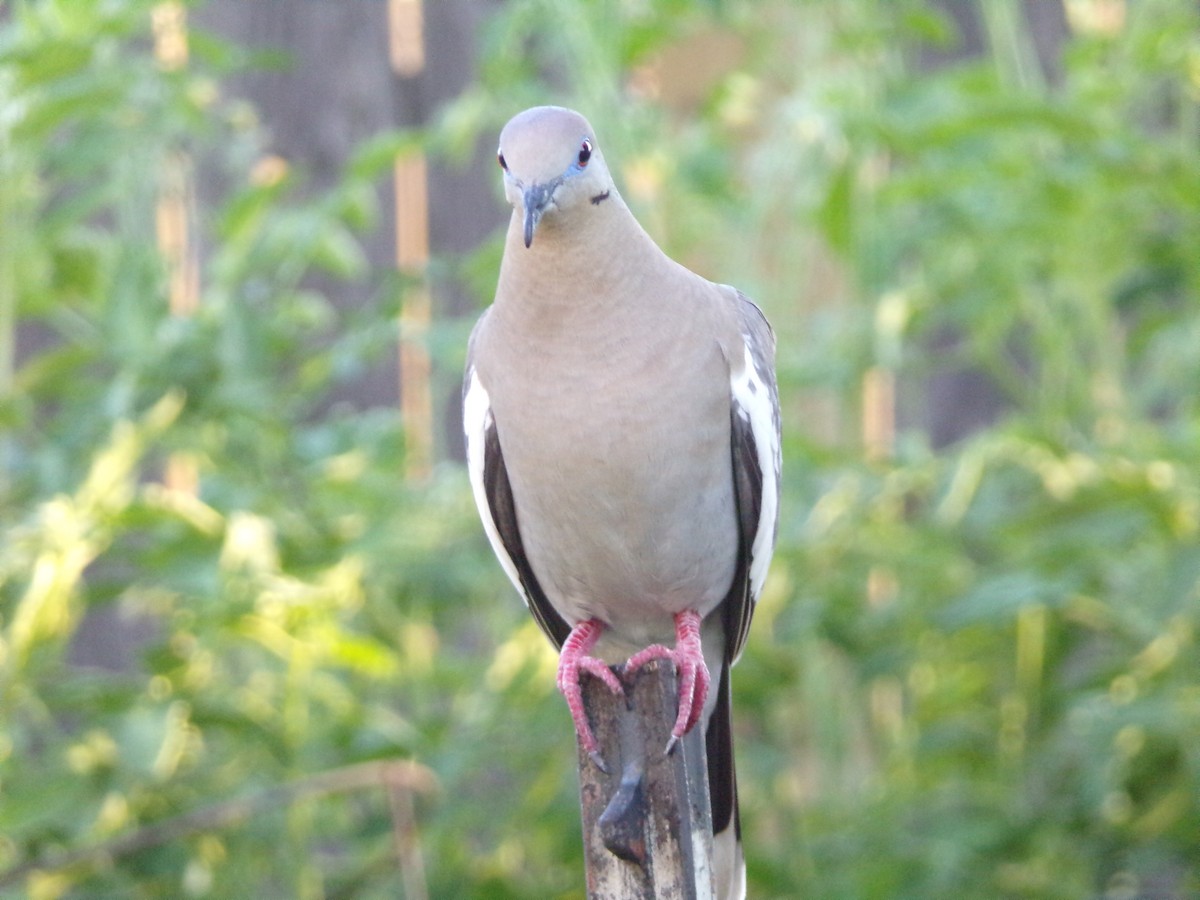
{"left": 2, "top": 1, "right": 1199, "bottom": 899}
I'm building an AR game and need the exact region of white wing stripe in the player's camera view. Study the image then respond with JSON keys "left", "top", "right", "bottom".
{"left": 463, "top": 369, "right": 527, "bottom": 601}
{"left": 730, "top": 343, "right": 780, "bottom": 603}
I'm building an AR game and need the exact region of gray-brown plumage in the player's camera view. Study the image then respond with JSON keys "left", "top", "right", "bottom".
{"left": 464, "top": 106, "right": 780, "bottom": 900}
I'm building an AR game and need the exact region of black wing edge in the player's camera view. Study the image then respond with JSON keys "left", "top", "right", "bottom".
{"left": 481, "top": 420, "right": 573, "bottom": 649}
{"left": 722, "top": 287, "right": 780, "bottom": 665}
{"left": 709, "top": 287, "right": 776, "bottom": 857}
{"left": 723, "top": 403, "right": 763, "bottom": 665}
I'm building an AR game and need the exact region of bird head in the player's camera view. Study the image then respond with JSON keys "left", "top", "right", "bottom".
{"left": 496, "top": 106, "right": 615, "bottom": 248}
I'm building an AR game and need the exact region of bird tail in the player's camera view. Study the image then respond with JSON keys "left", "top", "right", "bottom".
{"left": 706, "top": 661, "right": 745, "bottom": 900}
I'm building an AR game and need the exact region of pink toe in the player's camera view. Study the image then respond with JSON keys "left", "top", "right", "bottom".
{"left": 624, "top": 610, "right": 712, "bottom": 742}
{"left": 625, "top": 643, "right": 673, "bottom": 673}
{"left": 556, "top": 618, "right": 624, "bottom": 758}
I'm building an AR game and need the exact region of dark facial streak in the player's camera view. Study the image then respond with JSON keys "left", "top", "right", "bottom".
{"left": 590, "top": 190, "right": 611, "bottom": 206}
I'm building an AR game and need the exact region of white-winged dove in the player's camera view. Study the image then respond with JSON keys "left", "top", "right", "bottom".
{"left": 463, "top": 106, "right": 780, "bottom": 899}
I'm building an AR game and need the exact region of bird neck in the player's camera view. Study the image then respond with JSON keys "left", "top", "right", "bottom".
{"left": 496, "top": 193, "right": 676, "bottom": 328}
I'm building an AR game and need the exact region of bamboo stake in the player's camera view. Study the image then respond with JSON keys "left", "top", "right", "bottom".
{"left": 394, "top": 152, "right": 433, "bottom": 481}
{"left": 151, "top": 2, "right": 188, "bottom": 70}
{"left": 153, "top": 2, "right": 198, "bottom": 495}
{"left": 388, "top": 0, "right": 425, "bottom": 77}
{"left": 863, "top": 365, "right": 903, "bottom": 742}
{"left": 861, "top": 366, "right": 894, "bottom": 464}
{"left": 389, "top": 1, "right": 433, "bottom": 481}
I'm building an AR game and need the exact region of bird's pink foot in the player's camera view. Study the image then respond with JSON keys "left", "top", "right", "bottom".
{"left": 625, "top": 609, "right": 710, "bottom": 753}
{"left": 557, "top": 618, "right": 623, "bottom": 770}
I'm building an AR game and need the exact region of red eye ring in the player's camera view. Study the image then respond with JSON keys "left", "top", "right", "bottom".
{"left": 578, "top": 139, "right": 592, "bottom": 167}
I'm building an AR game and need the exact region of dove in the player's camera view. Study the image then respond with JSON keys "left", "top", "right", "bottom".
{"left": 464, "top": 106, "right": 780, "bottom": 898}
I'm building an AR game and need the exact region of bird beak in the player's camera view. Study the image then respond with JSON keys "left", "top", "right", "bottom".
{"left": 522, "top": 182, "right": 555, "bottom": 248}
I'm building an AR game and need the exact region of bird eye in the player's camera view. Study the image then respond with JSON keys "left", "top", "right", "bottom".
{"left": 577, "top": 139, "right": 592, "bottom": 167}
{"left": 497, "top": 150, "right": 507, "bottom": 171}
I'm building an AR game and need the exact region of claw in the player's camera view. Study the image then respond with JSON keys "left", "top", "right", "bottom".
{"left": 588, "top": 749, "right": 609, "bottom": 774}
{"left": 557, "top": 618, "right": 623, "bottom": 767}
{"left": 625, "top": 609, "right": 710, "bottom": 754}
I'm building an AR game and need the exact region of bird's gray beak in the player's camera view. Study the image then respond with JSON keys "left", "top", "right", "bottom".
{"left": 522, "top": 182, "right": 555, "bottom": 248}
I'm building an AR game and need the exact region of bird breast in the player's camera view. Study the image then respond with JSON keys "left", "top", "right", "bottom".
{"left": 485, "top": 300, "right": 740, "bottom": 642}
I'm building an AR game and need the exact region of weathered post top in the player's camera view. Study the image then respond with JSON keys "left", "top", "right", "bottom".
{"left": 576, "top": 659, "right": 716, "bottom": 900}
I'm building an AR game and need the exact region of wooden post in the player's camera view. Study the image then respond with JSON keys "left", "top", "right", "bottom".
{"left": 577, "top": 659, "right": 716, "bottom": 900}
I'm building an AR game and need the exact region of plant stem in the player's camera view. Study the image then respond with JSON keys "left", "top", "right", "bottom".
{"left": 0, "top": 759, "right": 437, "bottom": 888}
